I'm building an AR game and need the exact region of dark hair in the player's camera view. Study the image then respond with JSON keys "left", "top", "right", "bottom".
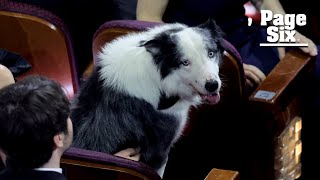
{"left": 0, "top": 76, "right": 70, "bottom": 169}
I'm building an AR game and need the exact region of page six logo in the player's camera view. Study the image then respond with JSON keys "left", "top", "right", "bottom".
{"left": 248, "top": 10, "right": 308, "bottom": 47}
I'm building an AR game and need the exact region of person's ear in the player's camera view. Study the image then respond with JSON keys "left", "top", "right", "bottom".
{"left": 53, "top": 133, "right": 65, "bottom": 148}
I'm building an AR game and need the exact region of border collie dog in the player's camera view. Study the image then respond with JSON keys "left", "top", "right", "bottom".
{"left": 71, "top": 19, "right": 224, "bottom": 175}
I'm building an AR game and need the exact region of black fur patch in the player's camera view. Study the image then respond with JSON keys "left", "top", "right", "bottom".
{"left": 158, "top": 92, "right": 180, "bottom": 110}
{"left": 71, "top": 67, "right": 179, "bottom": 169}
{"left": 142, "top": 28, "right": 184, "bottom": 79}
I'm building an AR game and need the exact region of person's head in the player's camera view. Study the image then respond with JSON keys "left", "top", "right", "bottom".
{"left": 0, "top": 76, "right": 73, "bottom": 169}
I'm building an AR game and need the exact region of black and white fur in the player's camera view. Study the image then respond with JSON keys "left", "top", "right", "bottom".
{"left": 71, "top": 19, "right": 224, "bottom": 176}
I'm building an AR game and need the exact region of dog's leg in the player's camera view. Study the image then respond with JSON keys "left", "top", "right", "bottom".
{"left": 140, "top": 146, "right": 168, "bottom": 169}
{"left": 156, "top": 156, "right": 168, "bottom": 178}
{"left": 139, "top": 110, "right": 178, "bottom": 173}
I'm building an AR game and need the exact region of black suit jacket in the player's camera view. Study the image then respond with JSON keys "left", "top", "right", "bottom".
{"left": 0, "top": 169, "right": 66, "bottom": 180}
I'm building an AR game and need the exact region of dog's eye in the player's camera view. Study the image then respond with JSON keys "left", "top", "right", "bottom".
{"left": 181, "top": 60, "right": 190, "bottom": 66}
{"left": 208, "top": 51, "right": 215, "bottom": 58}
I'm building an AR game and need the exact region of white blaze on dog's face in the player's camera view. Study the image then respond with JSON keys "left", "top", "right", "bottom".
{"left": 143, "top": 19, "right": 224, "bottom": 105}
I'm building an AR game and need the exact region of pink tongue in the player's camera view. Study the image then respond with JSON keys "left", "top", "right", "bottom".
{"left": 203, "top": 93, "right": 220, "bottom": 104}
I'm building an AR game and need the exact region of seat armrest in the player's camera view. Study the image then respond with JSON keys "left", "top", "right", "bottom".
{"left": 204, "top": 168, "right": 239, "bottom": 180}
{"left": 249, "top": 49, "right": 315, "bottom": 110}
{"left": 61, "top": 147, "right": 161, "bottom": 180}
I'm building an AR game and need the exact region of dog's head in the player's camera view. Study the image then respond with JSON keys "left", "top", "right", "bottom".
{"left": 141, "top": 19, "right": 224, "bottom": 105}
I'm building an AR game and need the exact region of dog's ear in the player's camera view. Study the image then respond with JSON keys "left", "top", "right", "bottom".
{"left": 139, "top": 39, "right": 161, "bottom": 55}
{"left": 198, "top": 18, "right": 225, "bottom": 39}
{"left": 198, "top": 18, "right": 225, "bottom": 51}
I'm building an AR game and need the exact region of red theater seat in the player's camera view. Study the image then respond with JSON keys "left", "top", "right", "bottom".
{"left": 0, "top": 0, "right": 78, "bottom": 99}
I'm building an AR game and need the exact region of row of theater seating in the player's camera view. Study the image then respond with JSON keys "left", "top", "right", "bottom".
{"left": 0, "top": 1, "right": 315, "bottom": 180}
{"left": 0, "top": 1, "right": 239, "bottom": 179}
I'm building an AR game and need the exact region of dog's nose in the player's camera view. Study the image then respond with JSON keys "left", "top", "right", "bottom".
{"left": 205, "top": 80, "right": 218, "bottom": 93}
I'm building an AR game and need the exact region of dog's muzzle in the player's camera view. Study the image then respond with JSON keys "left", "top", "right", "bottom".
{"left": 201, "top": 80, "right": 220, "bottom": 104}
